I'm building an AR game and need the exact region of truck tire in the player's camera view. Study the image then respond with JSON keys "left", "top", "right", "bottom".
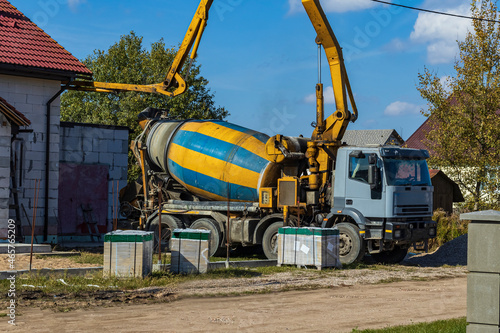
{"left": 337, "top": 223, "right": 365, "bottom": 265}
{"left": 262, "top": 221, "right": 283, "bottom": 260}
{"left": 370, "top": 245, "right": 408, "bottom": 264}
{"left": 149, "top": 215, "right": 183, "bottom": 253}
{"left": 190, "top": 218, "right": 224, "bottom": 257}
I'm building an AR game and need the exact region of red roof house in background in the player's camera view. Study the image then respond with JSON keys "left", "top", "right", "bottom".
{"left": 406, "top": 117, "right": 464, "bottom": 213}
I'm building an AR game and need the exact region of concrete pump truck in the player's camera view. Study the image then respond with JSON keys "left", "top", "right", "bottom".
{"left": 107, "top": 0, "right": 436, "bottom": 265}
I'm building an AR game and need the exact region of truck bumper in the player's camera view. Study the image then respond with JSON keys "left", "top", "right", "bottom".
{"left": 383, "top": 220, "right": 437, "bottom": 243}
{"left": 363, "top": 220, "right": 437, "bottom": 243}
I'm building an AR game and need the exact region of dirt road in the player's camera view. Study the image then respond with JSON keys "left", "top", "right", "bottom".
{"left": 5, "top": 276, "right": 466, "bottom": 332}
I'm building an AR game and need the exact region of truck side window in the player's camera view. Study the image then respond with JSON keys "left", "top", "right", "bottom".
{"left": 349, "top": 155, "right": 369, "bottom": 183}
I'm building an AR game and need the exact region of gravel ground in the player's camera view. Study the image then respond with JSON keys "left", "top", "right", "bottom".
{"left": 403, "top": 234, "right": 468, "bottom": 267}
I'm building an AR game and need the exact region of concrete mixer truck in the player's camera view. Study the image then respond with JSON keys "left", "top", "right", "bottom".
{"left": 120, "top": 0, "right": 437, "bottom": 265}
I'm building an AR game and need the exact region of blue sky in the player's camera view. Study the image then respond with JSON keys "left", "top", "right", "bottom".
{"left": 11, "top": 0, "right": 473, "bottom": 140}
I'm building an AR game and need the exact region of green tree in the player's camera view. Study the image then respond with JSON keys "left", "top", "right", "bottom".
{"left": 417, "top": 0, "right": 500, "bottom": 211}
{"left": 61, "top": 31, "right": 229, "bottom": 180}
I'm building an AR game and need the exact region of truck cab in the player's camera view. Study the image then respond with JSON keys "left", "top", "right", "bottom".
{"left": 326, "top": 146, "right": 437, "bottom": 263}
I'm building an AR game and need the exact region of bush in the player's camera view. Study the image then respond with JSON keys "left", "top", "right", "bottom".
{"left": 428, "top": 209, "right": 468, "bottom": 250}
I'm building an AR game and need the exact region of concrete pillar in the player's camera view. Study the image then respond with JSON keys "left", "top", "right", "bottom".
{"left": 462, "top": 210, "right": 500, "bottom": 332}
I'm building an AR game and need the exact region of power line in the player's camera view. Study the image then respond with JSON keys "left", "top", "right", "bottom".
{"left": 369, "top": 0, "right": 500, "bottom": 24}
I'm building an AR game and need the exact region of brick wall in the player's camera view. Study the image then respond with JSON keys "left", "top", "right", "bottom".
{"left": 0, "top": 113, "right": 10, "bottom": 237}
{"left": 60, "top": 122, "right": 129, "bottom": 227}
{"left": 0, "top": 74, "right": 61, "bottom": 243}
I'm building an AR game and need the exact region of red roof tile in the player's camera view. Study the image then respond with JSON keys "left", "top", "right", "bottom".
{"left": 0, "top": 0, "right": 92, "bottom": 75}
{"left": 405, "top": 117, "right": 433, "bottom": 151}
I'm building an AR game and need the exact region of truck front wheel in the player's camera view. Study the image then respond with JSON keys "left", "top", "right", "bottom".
{"left": 262, "top": 221, "right": 283, "bottom": 260}
{"left": 337, "top": 223, "right": 365, "bottom": 265}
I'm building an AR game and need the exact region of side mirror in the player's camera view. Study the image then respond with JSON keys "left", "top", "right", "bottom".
{"left": 368, "top": 165, "right": 380, "bottom": 189}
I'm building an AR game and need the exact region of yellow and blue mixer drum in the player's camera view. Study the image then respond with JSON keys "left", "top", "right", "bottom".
{"left": 146, "top": 120, "right": 280, "bottom": 202}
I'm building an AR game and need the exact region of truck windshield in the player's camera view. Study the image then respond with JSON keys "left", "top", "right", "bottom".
{"left": 383, "top": 158, "right": 432, "bottom": 186}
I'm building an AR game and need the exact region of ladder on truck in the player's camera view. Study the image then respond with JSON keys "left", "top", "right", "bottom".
{"left": 81, "top": 204, "right": 101, "bottom": 242}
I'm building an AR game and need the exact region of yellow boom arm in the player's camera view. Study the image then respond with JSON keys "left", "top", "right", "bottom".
{"left": 302, "top": 0, "right": 358, "bottom": 142}
{"left": 67, "top": 0, "right": 214, "bottom": 97}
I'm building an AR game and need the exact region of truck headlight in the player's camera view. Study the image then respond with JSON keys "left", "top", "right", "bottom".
{"left": 429, "top": 227, "right": 436, "bottom": 237}
{"left": 394, "top": 230, "right": 402, "bottom": 238}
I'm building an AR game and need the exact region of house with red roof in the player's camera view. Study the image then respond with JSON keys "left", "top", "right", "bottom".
{"left": 406, "top": 118, "right": 465, "bottom": 213}
{"left": 0, "top": 0, "right": 130, "bottom": 245}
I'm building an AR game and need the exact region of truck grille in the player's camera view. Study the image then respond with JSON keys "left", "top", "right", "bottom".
{"left": 394, "top": 204, "right": 432, "bottom": 216}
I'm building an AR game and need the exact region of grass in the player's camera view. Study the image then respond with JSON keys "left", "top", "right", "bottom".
{"left": 351, "top": 317, "right": 466, "bottom": 332}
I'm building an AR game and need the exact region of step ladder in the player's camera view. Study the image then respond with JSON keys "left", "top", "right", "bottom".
{"left": 81, "top": 204, "right": 101, "bottom": 242}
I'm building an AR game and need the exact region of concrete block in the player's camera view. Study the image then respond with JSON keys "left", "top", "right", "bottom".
{"left": 27, "top": 94, "right": 43, "bottom": 105}
{"left": 63, "top": 136, "right": 81, "bottom": 151}
{"left": 0, "top": 187, "right": 9, "bottom": 199}
{"left": 27, "top": 151, "right": 44, "bottom": 162}
{"left": 93, "top": 138, "right": 109, "bottom": 153}
{"left": 108, "top": 140, "right": 123, "bottom": 153}
{"left": 468, "top": 223, "right": 500, "bottom": 273}
{"left": 83, "top": 127, "right": 104, "bottom": 140}
{"left": 64, "top": 150, "right": 84, "bottom": 163}
{"left": 0, "top": 158, "right": 9, "bottom": 169}
{"left": 114, "top": 153, "right": 128, "bottom": 167}
{"left": 467, "top": 272, "right": 500, "bottom": 325}
{"left": 109, "top": 167, "right": 122, "bottom": 180}
{"left": 114, "top": 130, "right": 129, "bottom": 141}
{"left": 82, "top": 136, "right": 93, "bottom": 152}
{"left": 83, "top": 152, "right": 99, "bottom": 164}
{"left": 0, "top": 207, "right": 8, "bottom": 219}
{"left": 0, "top": 135, "right": 10, "bottom": 147}
{"left": 99, "top": 152, "right": 114, "bottom": 164}
{"left": 0, "top": 146, "right": 10, "bottom": 157}
{"left": 0, "top": 176, "right": 9, "bottom": 188}
{"left": 7, "top": 92, "right": 26, "bottom": 104}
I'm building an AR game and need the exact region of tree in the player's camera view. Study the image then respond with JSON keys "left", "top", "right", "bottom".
{"left": 61, "top": 32, "right": 229, "bottom": 180}
{"left": 417, "top": 0, "right": 500, "bottom": 211}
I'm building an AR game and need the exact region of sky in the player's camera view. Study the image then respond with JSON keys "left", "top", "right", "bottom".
{"left": 10, "top": 0, "right": 474, "bottom": 140}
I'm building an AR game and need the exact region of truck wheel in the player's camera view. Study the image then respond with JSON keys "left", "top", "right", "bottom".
{"left": 370, "top": 246, "right": 408, "bottom": 264}
{"left": 337, "top": 223, "right": 365, "bottom": 265}
{"left": 262, "top": 221, "right": 283, "bottom": 260}
{"left": 190, "top": 218, "right": 224, "bottom": 257}
{"left": 149, "top": 215, "right": 183, "bottom": 253}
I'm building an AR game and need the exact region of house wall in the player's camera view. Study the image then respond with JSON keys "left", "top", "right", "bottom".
{"left": 0, "top": 113, "right": 10, "bottom": 239}
{"left": 59, "top": 123, "right": 129, "bottom": 241}
{"left": 0, "top": 74, "right": 61, "bottom": 243}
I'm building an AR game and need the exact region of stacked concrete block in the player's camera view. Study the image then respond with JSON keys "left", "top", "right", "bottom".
{"left": 103, "top": 230, "right": 154, "bottom": 278}
{"left": 60, "top": 122, "right": 129, "bottom": 231}
{"left": 463, "top": 210, "right": 500, "bottom": 333}
{"left": 277, "top": 227, "right": 341, "bottom": 270}
{"left": 0, "top": 75, "right": 61, "bottom": 243}
{"left": 0, "top": 114, "right": 10, "bottom": 239}
{"left": 171, "top": 229, "right": 210, "bottom": 274}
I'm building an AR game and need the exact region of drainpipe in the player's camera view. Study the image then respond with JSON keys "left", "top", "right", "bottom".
{"left": 43, "top": 85, "right": 68, "bottom": 242}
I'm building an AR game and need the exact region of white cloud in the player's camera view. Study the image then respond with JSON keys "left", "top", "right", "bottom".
{"left": 288, "top": 0, "right": 384, "bottom": 14}
{"left": 410, "top": 2, "right": 471, "bottom": 64}
{"left": 304, "top": 86, "right": 336, "bottom": 104}
{"left": 68, "top": 0, "right": 86, "bottom": 12}
{"left": 384, "top": 101, "right": 421, "bottom": 116}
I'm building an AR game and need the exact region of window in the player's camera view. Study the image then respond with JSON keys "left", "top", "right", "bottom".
{"left": 349, "top": 155, "right": 369, "bottom": 183}
{"left": 383, "top": 158, "right": 431, "bottom": 186}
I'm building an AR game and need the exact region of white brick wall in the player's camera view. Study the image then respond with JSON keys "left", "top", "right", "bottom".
{"left": 0, "top": 74, "right": 61, "bottom": 242}
{"left": 60, "top": 123, "right": 129, "bottom": 224}
{"left": 0, "top": 114, "right": 10, "bottom": 239}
